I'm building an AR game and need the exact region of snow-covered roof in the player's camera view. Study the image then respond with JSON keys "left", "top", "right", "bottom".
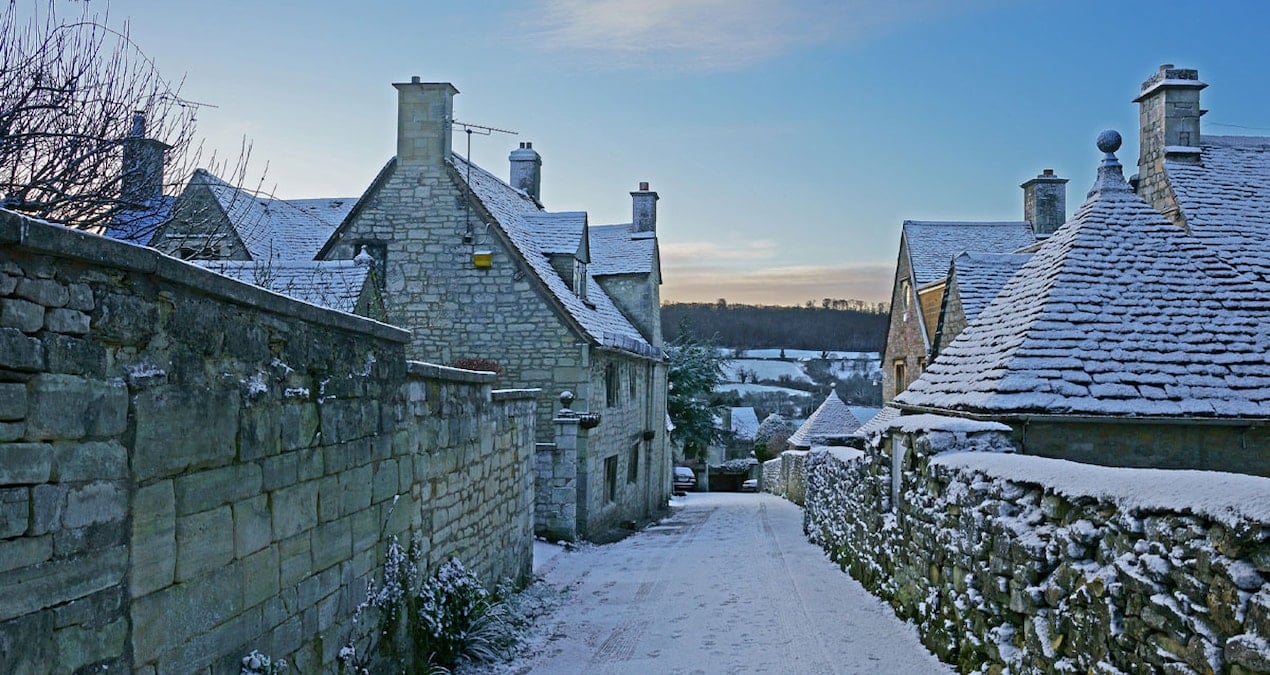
{"left": 948, "top": 252, "right": 1033, "bottom": 325}
{"left": 106, "top": 196, "right": 175, "bottom": 246}
{"left": 1165, "top": 135, "right": 1270, "bottom": 282}
{"left": 851, "top": 405, "right": 901, "bottom": 439}
{"left": 191, "top": 170, "right": 355, "bottom": 262}
{"left": 453, "top": 155, "right": 659, "bottom": 359}
{"left": 588, "top": 224, "right": 657, "bottom": 276}
{"left": 903, "top": 220, "right": 1036, "bottom": 287}
{"left": 897, "top": 139, "right": 1270, "bottom": 418}
{"left": 729, "top": 407, "right": 759, "bottom": 440}
{"left": 194, "top": 259, "right": 371, "bottom": 313}
{"left": 788, "top": 391, "right": 862, "bottom": 448}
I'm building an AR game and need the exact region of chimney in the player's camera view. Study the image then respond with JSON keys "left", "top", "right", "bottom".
{"left": 121, "top": 111, "right": 168, "bottom": 205}
{"left": 392, "top": 77, "right": 458, "bottom": 166}
{"left": 631, "top": 181, "right": 658, "bottom": 234}
{"left": 1134, "top": 64, "right": 1205, "bottom": 225}
{"left": 1020, "top": 168, "right": 1068, "bottom": 236}
{"left": 509, "top": 142, "right": 542, "bottom": 200}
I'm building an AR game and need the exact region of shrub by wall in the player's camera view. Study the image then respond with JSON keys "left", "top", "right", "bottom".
{"left": 0, "top": 212, "right": 536, "bottom": 673}
{"left": 803, "top": 420, "right": 1270, "bottom": 674}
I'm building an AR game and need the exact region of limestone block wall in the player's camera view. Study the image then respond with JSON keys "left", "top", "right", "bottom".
{"left": 803, "top": 432, "right": 1270, "bottom": 674}
{"left": 760, "top": 451, "right": 807, "bottom": 505}
{"left": 536, "top": 419, "right": 578, "bottom": 542}
{"left": 882, "top": 236, "right": 925, "bottom": 400}
{"left": 0, "top": 212, "right": 536, "bottom": 674}
{"left": 761, "top": 457, "right": 783, "bottom": 497}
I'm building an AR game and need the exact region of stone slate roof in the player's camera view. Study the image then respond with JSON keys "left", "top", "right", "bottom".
{"left": 106, "top": 196, "right": 175, "bottom": 246}
{"left": 788, "top": 391, "right": 862, "bottom": 448}
{"left": 730, "top": 407, "right": 759, "bottom": 440}
{"left": 453, "top": 155, "right": 659, "bottom": 359}
{"left": 1166, "top": 135, "right": 1270, "bottom": 282}
{"left": 589, "top": 224, "right": 657, "bottom": 276}
{"left": 194, "top": 259, "right": 371, "bottom": 313}
{"left": 191, "top": 170, "right": 355, "bottom": 261}
{"left": 896, "top": 146, "right": 1270, "bottom": 418}
{"left": 903, "top": 220, "right": 1036, "bottom": 287}
{"left": 949, "top": 252, "right": 1033, "bottom": 324}
{"left": 851, "top": 405, "right": 901, "bottom": 439}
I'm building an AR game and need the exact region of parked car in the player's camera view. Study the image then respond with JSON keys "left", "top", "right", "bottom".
{"left": 741, "top": 478, "right": 758, "bottom": 492}
{"left": 673, "top": 467, "right": 696, "bottom": 492}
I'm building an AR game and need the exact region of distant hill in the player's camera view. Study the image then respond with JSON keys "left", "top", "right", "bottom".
{"left": 662, "top": 302, "right": 887, "bottom": 352}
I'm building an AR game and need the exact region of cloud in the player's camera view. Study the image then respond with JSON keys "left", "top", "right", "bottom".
{"left": 662, "top": 262, "right": 894, "bottom": 306}
{"left": 660, "top": 239, "right": 777, "bottom": 264}
{"left": 520, "top": 0, "right": 985, "bottom": 71}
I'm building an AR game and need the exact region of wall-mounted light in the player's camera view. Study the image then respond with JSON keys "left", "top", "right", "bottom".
{"left": 473, "top": 250, "right": 493, "bottom": 268}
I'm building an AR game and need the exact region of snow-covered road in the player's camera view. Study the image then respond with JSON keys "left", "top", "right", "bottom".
{"left": 505, "top": 492, "right": 952, "bottom": 674}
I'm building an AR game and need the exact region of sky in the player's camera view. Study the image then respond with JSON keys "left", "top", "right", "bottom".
{"left": 53, "top": 0, "right": 1270, "bottom": 305}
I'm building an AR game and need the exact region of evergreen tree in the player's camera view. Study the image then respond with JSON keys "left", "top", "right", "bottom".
{"left": 665, "top": 332, "right": 728, "bottom": 459}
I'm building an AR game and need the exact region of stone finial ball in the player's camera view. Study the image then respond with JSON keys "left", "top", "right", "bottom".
{"left": 1097, "top": 129, "right": 1122, "bottom": 154}
{"left": 559, "top": 390, "right": 575, "bottom": 407}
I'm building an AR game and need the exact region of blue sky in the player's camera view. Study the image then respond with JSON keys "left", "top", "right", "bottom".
{"left": 92, "top": 0, "right": 1270, "bottom": 305}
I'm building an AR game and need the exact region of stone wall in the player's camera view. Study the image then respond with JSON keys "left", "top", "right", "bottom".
{"left": 802, "top": 426, "right": 1270, "bottom": 674}
{"left": 882, "top": 236, "right": 925, "bottom": 400}
{"left": 0, "top": 212, "right": 536, "bottom": 674}
{"left": 760, "top": 450, "right": 807, "bottom": 505}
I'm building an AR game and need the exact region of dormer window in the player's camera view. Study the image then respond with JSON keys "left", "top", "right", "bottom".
{"left": 575, "top": 259, "right": 589, "bottom": 302}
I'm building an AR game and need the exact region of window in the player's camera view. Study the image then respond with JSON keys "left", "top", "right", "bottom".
{"left": 605, "top": 456, "right": 618, "bottom": 503}
{"left": 605, "top": 363, "right": 619, "bottom": 408}
{"left": 918, "top": 357, "right": 927, "bottom": 372}
{"left": 900, "top": 279, "right": 912, "bottom": 316}
{"left": 628, "top": 364, "right": 637, "bottom": 399}
{"left": 628, "top": 445, "right": 639, "bottom": 483}
{"left": 893, "top": 359, "right": 906, "bottom": 390}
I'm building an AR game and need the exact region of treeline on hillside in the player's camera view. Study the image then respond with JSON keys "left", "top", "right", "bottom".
{"left": 662, "top": 301, "right": 887, "bottom": 351}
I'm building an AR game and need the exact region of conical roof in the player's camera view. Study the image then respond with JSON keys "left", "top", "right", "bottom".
{"left": 788, "top": 391, "right": 862, "bottom": 449}
{"left": 896, "top": 131, "right": 1270, "bottom": 418}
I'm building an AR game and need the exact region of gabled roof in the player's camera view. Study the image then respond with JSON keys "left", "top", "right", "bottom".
{"left": 453, "top": 155, "right": 659, "bottom": 359}
{"left": 191, "top": 170, "right": 355, "bottom": 261}
{"left": 589, "top": 224, "right": 657, "bottom": 276}
{"left": 194, "top": 259, "right": 371, "bottom": 313}
{"left": 897, "top": 139, "right": 1270, "bottom": 418}
{"left": 788, "top": 391, "right": 862, "bottom": 448}
{"left": 1166, "top": 135, "right": 1270, "bottom": 282}
{"left": 730, "top": 407, "right": 759, "bottom": 440}
{"left": 949, "top": 252, "right": 1033, "bottom": 325}
{"left": 903, "top": 220, "right": 1036, "bottom": 287}
{"left": 851, "top": 405, "right": 901, "bottom": 439}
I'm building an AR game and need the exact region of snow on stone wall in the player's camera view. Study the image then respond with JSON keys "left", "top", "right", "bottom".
{"left": 761, "top": 451, "right": 808, "bottom": 505}
{"left": 0, "top": 212, "right": 537, "bottom": 673}
{"left": 802, "top": 431, "right": 1270, "bottom": 673}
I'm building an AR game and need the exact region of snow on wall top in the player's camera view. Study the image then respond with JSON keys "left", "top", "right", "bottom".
{"left": 588, "top": 223, "right": 657, "bottom": 276}
{"left": 1165, "top": 135, "right": 1270, "bottom": 283}
{"left": 903, "top": 220, "right": 1036, "bottom": 287}
{"left": 949, "top": 252, "right": 1033, "bottom": 324}
{"left": 933, "top": 451, "right": 1270, "bottom": 527}
{"left": 887, "top": 413, "right": 1012, "bottom": 434}
{"left": 194, "top": 259, "right": 370, "bottom": 313}
{"left": 452, "top": 155, "right": 658, "bottom": 359}
{"left": 788, "top": 391, "right": 862, "bottom": 448}
{"left": 897, "top": 144, "right": 1270, "bottom": 418}
{"left": 730, "top": 407, "right": 760, "bottom": 440}
{"left": 192, "top": 170, "right": 354, "bottom": 261}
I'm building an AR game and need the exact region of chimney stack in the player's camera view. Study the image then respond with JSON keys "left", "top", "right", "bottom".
{"left": 1020, "top": 168, "right": 1068, "bottom": 236}
{"left": 1133, "top": 64, "right": 1205, "bottom": 225}
{"left": 392, "top": 77, "right": 458, "bottom": 166}
{"left": 631, "top": 181, "right": 658, "bottom": 234}
{"left": 121, "top": 111, "right": 168, "bottom": 205}
{"left": 509, "top": 142, "right": 542, "bottom": 201}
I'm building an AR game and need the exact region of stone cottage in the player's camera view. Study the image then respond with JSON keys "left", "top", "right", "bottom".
{"left": 152, "top": 79, "right": 671, "bottom": 541}
{"left": 880, "top": 170, "right": 1064, "bottom": 399}
{"left": 895, "top": 131, "right": 1270, "bottom": 476}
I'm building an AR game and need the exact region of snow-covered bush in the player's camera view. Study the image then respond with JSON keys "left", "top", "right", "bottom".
{"left": 240, "top": 650, "right": 287, "bottom": 675}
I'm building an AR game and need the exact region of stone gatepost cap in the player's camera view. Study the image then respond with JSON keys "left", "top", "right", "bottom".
{"left": 559, "top": 391, "right": 575, "bottom": 408}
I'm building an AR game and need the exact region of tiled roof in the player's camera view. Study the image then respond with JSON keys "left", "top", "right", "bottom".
{"left": 730, "top": 407, "right": 759, "bottom": 440}
{"left": 106, "top": 196, "right": 175, "bottom": 246}
{"left": 589, "top": 224, "right": 657, "bottom": 276}
{"left": 949, "top": 252, "right": 1033, "bottom": 324}
{"left": 453, "top": 155, "right": 659, "bottom": 359}
{"left": 851, "top": 405, "right": 901, "bottom": 439}
{"left": 903, "top": 220, "right": 1036, "bottom": 287}
{"left": 194, "top": 259, "right": 371, "bottom": 313}
{"left": 788, "top": 391, "right": 862, "bottom": 448}
{"left": 191, "top": 170, "right": 354, "bottom": 261}
{"left": 1166, "top": 135, "right": 1270, "bottom": 282}
{"left": 897, "top": 148, "right": 1270, "bottom": 418}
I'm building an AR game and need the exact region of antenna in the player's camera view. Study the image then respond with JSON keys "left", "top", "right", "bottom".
{"left": 450, "top": 119, "right": 518, "bottom": 244}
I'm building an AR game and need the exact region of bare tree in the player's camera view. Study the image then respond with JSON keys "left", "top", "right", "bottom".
{"left": 0, "top": 0, "right": 252, "bottom": 239}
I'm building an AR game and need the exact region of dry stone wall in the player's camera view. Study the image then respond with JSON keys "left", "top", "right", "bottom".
{"left": 0, "top": 212, "right": 536, "bottom": 674}
{"left": 802, "top": 429, "right": 1270, "bottom": 674}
